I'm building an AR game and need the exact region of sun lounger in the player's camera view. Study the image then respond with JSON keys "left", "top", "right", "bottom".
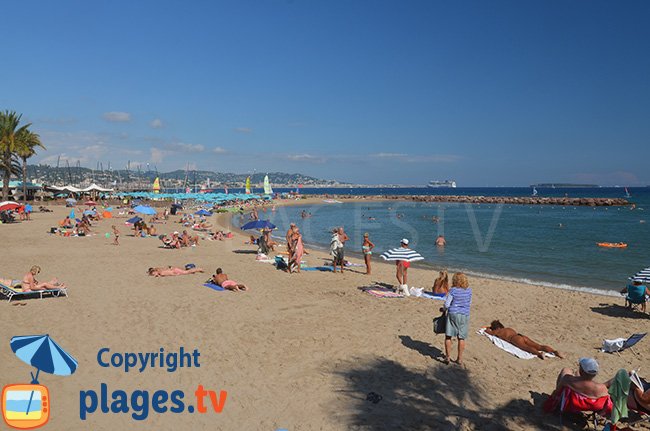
{"left": 0, "top": 281, "right": 68, "bottom": 303}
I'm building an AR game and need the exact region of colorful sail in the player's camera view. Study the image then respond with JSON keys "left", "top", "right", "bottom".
{"left": 263, "top": 175, "right": 273, "bottom": 195}
{"left": 152, "top": 177, "right": 161, "bottom": 194}
{"left": 245, "top": 176, "right": 251, "bottom": 194}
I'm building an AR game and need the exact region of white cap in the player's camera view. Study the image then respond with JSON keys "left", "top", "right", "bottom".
{"left": 173, "top": 231, "right": 179, "bottom": 235}
{"left": 579, "top": 357, "right": 599, "bottom": 374}
{"left": 401, "top": 238, "right": 409, "bottom": 245}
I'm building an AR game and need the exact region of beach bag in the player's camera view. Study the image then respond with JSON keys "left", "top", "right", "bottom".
{"left": 433, "top": 310, "right": 447, "bottom": 334}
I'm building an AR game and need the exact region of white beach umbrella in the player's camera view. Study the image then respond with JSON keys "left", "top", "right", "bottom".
{"left": 630, "top": 267, "right": 650, "bottom": 284}
{"left": 380, "top": 247, "right": 424, "bottom": 262}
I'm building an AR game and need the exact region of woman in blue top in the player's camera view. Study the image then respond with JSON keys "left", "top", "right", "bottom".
{"left": 443, "top": 272, "right": 472, "bottom": 365}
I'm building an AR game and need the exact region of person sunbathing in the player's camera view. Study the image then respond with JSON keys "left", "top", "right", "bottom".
{"left": 212, "top": 268, "right": 248, "bottom": 291}
{"left": 147, "top": 266, "right": 205, "bottom": 277}
{"left": 22, "top": 265, "right": 66, "bottom": 292}
{"left": 544, "top": 357, "right": 611, "bottom": 415}
{"left": 486, "top": 320, "right": 563, "bottom": 359}
{"left": 181, "top": 230, "right": 199, "bottom": 247}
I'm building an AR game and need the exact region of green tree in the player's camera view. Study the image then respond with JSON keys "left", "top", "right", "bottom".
{"left": 15, "top": 129, "right": 44, "bottom": 202}
{"left": 0, "top": 111, "right": 30, "bottom": 201}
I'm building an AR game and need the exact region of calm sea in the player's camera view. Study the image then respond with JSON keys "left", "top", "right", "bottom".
{"left": 236, "top": 187, "right": 649, "bottom": 295}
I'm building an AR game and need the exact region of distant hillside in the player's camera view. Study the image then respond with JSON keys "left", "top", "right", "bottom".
{"left": 25, "top": 165, "right": 341, "bottom": 187}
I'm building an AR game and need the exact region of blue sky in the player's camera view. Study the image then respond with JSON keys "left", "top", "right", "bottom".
{"left": 2, "top": 1, "right": 649, "bottom": 186}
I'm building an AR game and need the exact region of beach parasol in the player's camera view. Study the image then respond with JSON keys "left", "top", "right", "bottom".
{"left": 0, "top": 201, "right": 20, "bottom": 211}
{"left": 10, "top": 334, "right": 78, "bottom": 414}
{"left": 195, "top": 209, "right": 212, "bottom": 216}
{"left": 133, "top": 205, "right": 157, "bottom": 215}
{"left": 84, "top": 201, "right": 97, "bottom": 206}
{"left": 241, "top": 220, "right": 276, "bottom": 231}
{"left": 65, "top": 197, "right": 77, "bottom": 203}
{"left": 83, "top": 210, "right": 96, "bottom": 216}
{"left": 630, "top": 267, "right": 650, "bottom": 284}
{"left": 380, "top": 247, "right": 424, "bottom": 262}
{"left": 126, "top": 216, "right": 143, "bottom": 224}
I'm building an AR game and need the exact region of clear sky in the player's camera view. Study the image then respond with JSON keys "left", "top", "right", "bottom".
{"left": 2, "top": 0, "right": 649, "bottom": 186}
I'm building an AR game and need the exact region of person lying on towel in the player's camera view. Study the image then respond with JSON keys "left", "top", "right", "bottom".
{"left": 544, "top": 357, "right": 612, "bottom": 416}
{"left": 486, "top": 320, "right": 563, "bottom": 359}
{"left": 148, "top": 266, "right": 205, "bottom": 277}
{"left": 212, "top": 268, "right": 249, "bottom": 292}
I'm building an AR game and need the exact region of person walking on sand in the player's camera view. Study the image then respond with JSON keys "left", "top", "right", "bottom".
{"left": 112, "top": 225, "right": 120, "bottom": 246}
{"left": 443, "top": 272, "right": 472, "bottom": 365}
{"left": 362, "top": 233, "right": 375, "bottom": 275}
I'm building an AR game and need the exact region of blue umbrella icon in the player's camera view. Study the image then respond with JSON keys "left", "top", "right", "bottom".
{"left": 10, "top": 335, "right": 78, "bottom": 414}
{"left": 195, "top": 209, "right": 212, "bottom": 216}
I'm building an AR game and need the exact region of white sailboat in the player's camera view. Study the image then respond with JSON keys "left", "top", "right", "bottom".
{"left": 263, "top": 175, "right": 273, "bottom": 195}
{"left": 625, "top": 187, "right": 631, "bottom": 198}
{"left": 532, "top": 187, "right": 538, "bottom": 196}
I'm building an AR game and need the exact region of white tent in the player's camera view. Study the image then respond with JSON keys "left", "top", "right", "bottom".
{"left": 80, "top": 183, "right": 114, "bottom": 192}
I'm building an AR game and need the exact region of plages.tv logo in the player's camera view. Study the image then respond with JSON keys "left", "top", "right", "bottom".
{"left": 2, "top": 334, "right": 78, "bottom": 430}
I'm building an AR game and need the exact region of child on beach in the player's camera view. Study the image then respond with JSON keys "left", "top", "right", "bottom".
{"left": 112, "top": 225, "right": 120, "bottom": 245}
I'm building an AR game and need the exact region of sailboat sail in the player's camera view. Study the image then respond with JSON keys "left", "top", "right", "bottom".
{"left": 263, "top": 175, "right": 273, "bottom": 195}
{"left": 152, "top": 177, "right": 161, "bottom": 194}
{"left": 532, "top": 187, "right": 538, "bottom": 196}
{"left": 245, "top": 176, "right": 251, "bottom": 194}
{"left": 625, "top": 187, "right": 631, "bottom": 198}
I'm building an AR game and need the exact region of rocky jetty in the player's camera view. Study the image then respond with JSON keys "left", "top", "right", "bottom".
{"left": 388, "top": 195, "right": 629, "bottom": 206}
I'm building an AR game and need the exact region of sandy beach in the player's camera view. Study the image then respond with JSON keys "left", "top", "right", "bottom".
{"left": 1, "top": 200, "right": 649, "bottom": 431}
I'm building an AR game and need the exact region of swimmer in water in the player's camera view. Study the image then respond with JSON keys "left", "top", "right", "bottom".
{"left": 558, "top": 223, "right": 564, "bottom": 228}
{"left": 435, "top": 235, "right": 446, "bottom": 247}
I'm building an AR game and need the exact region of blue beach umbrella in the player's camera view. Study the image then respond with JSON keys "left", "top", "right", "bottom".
{"left": 195, "top": 209, "right": 212, "bottom": 216}
{"left": 10, "top": 335, "right": 78, "bottom": 415}
{"left": 630, "top": 267, "right": 650, "bottom": 284}
{"left": 133, "top": 205, "right": 157, "bottom": 215}
{"left": 126, "top": 216, "right": 143, "bottom": 224}
{"left": 241, "top": 220, "right": 276, "bottom": 231}
{"left": 83, "top": 210, "right": 96, "bottom": 216}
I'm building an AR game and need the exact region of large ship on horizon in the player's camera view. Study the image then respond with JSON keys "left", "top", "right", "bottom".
{"left": 428, "top": 180, "right": 457, "bottom": 188}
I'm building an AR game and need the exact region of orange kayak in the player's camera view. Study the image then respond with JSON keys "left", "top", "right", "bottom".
{"left": 597, "top": 242, "right": 628, "bottom": 248}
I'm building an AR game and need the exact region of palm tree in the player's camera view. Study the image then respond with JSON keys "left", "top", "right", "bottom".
{"left": 15, "top": 129, "right": 44, "bottom": 202}
{"left": 0, "top": 111, "right": 30, "bottom": 200}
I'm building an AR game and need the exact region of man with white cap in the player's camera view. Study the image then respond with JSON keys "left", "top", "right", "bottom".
{"left": 547, "top": 357, "right": 610, "bottom": 410}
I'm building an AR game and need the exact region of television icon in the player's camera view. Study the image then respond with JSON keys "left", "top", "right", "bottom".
{"left": 2, "top": 384, "right": 50, "bottom": 429}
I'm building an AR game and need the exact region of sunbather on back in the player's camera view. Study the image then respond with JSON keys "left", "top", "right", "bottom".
{"left": 148, "top": 266, "right": 205, "bottom": 277}
{"left": 22, "top": 265, "right": 66, "bottom": 292}
{"left": 486, "top": 320, "right": 563, "bottom": 359}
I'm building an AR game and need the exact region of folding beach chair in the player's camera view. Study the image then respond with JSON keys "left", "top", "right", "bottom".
{"left": 602, "top": 333, "right": 647, "bottom": 357}
{"left": 624, "top": 284, "right": 649, "bottom": 312}
{"left": 0, "top": 281, "right": 68, "bottom": 303}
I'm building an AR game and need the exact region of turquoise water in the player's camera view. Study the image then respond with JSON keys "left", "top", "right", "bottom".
{"left": 242, "top": 187, "right": 649, "bottom": 294}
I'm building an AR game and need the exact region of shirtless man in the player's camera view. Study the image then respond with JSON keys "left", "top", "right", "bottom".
{"left": 148, "top": 266, "right": 205, "bottom": 277}
{"left": 181, "top": 230, "right": 199, "bottom": 247}
{"left": 22, "top": 266, "right": 66, "bottom": 292}
{"left": 212, "top": 268, "right": 248, "bottom": 291}
{"left": 486, "top": 320, "right": 563, "bottom": 359}
{"left": 435, "top": 235, "right": 446, "bottom": 246}
{"left": 555, "top": 357, "right": 609, "bottom": 398}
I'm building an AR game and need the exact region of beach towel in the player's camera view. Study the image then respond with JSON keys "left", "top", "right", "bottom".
{"left": 477, "top": 328, "right": 555, "bottom": 359}
{"left": 301, "top": 266, "right": 334, "bottom": 272}
{"left": 362, "top": 286, "right": 404, "bottom": 298}
{"left": 203, "top": 282, "right": 225, "bottom": 292}
{"left": 420, "top": 291, "right": 446, "bottom": 300}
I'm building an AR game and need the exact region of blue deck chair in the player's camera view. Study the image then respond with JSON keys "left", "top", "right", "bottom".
{"left": 0, "top": 281, "right": 68, "bottom": 303}
{"left": 621, "top": 333, "right": 647, "bottom": 353}
{"left": 625, "top": 284, "right": 649, "bottom": 312}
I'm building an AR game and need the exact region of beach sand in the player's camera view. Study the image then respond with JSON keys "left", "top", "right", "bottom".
{"left": 1, "top": 201, "right": 648, "bottom": 430}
